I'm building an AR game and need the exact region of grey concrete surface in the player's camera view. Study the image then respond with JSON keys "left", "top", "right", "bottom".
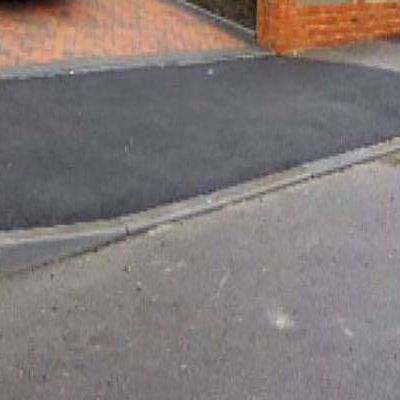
{"left": 1, "top": 154, "right": 400, "bottom": 399}
{"left": 0, "top": 230, "right": 125, "bottom": 274}
{"left": 302, "top": 38, "right": 400, "bottom": 72}
{"left": 1, "top": 57, "right": 400, "bottom": 231}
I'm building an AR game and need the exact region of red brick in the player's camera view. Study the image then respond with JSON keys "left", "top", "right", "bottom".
{"left": 257, "top": 0, "right": 400, "bottom": 53}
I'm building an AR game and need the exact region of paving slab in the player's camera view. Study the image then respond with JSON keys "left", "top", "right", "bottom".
{"left": 302, "top": 38, "right": 400, "bottom": 72}
{"left": 0, "top": 0, "right": 250, "bottom": 71}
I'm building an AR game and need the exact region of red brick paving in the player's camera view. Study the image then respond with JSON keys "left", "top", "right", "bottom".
{"left": 0, "top": 0, "right": 248, "bottom": 69}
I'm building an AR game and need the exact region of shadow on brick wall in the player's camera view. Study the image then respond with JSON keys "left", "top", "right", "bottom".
{"left": 0, "top": 0, "right": 73, "bottom": 12}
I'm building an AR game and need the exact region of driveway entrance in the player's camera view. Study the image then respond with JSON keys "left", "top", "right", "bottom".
{"left": 0, "top": 0, "right": 248, "bottom": 70}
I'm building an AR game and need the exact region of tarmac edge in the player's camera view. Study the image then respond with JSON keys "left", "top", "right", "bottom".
{"left": 1, "top": 137, "right": 399, "bottom": 274}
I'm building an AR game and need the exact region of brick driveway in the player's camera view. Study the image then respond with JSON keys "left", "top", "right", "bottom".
{"left": 0, "top": 0, "right": 248, "bottom": 69}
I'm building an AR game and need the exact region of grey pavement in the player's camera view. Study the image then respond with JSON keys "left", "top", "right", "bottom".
{"left": 1, "top": 57, "right": 400, "bottom": 231}
{"left": 1, "top": 154, "right": 400, "bottom": 399}
{"left": 302, "top": 37, "right": 400, "bottom": 72}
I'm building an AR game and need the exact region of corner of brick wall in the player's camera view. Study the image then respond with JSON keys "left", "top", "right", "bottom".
{"left": 257, "top": 0, "right": 400, "bottom": 54}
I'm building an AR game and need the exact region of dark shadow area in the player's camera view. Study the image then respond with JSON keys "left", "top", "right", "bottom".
{"left": 0, "top": 0, "right": 73, "bottom": 13}
{"left": 186, "top": 0, "right": 256, "bottom": 28}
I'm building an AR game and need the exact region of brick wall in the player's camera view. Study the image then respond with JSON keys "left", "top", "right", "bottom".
{"left": 257, "top": 0, "right": 400, "bottom": 54}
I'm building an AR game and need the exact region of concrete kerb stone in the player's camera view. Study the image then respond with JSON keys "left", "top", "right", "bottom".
{"left": 0, "top": 48, "right": 269, "bottom": 82}
{"left": 1, "top": 137, "right": 399, "bottom": 274}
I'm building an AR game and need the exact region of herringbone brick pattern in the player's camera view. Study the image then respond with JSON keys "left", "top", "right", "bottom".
{"left": 0, "top": 0, "right": 247, "bottom": 68}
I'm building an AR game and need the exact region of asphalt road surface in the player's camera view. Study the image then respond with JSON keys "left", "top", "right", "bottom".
{"left": 1, "top": 57, "right": 400, "bottom": 230}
